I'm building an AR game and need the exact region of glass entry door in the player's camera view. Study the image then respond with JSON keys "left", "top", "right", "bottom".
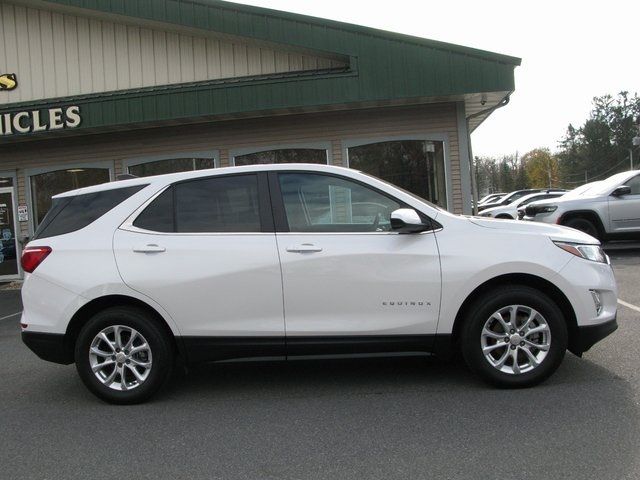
{"left": 0, "top": 187, "right": 18, "bottom": 277}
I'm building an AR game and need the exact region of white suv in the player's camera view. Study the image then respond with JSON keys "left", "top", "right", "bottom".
{"left": 21, "top": 164, "right": 618, "bottom": 404}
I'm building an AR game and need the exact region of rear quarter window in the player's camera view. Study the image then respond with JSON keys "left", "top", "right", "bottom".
{"left": 33, "top": 185, "right": 147, "bottom": 239}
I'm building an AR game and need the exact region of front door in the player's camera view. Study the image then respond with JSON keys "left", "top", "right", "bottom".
{"left": 609, "top": 174, "right": 640, "bottom": 232}
{"left": 0, "top": 187, "right": 19, "bottom": 278}
{"left": 272, "top": 172, "right": 441, "bottom": 355}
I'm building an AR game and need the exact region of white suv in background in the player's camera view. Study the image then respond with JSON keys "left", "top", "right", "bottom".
{"left": 479, "top": 190, "right": 567, "bottom": 219}
{"left": 21, "top": 164, "right": 618, "bottom": 404}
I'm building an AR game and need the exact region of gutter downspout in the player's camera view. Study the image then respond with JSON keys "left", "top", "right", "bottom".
{"left": 466, "top": 95, "right": 511, "bottom": 215}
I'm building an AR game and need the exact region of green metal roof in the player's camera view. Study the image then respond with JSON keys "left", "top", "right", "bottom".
{"left": 1, "top": 0, "right": 521, "bottom": 141}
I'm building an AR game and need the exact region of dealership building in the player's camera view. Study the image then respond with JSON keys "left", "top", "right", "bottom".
{"left": 0, "top": 0, "right": 520, "bottom": 279}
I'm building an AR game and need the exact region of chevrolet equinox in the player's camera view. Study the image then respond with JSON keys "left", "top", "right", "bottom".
{"left": 20, "top": 164, "right": 618, "bottom": 404}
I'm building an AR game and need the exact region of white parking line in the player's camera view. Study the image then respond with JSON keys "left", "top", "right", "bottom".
{"left": 618, "top": 299, "right": 640, "bottom": 313}
{"left": 0, "top": 311, "right": 21, "bottom": 322}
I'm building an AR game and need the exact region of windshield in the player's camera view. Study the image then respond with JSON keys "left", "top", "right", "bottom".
{"left": 516, "top": 194, "right": 543, "bottom": 207}
{"left": 480, "top": 194, "right": 503, "bottom": 204}
{"left": 502, "top": 191, "right": 534, "bottom": 203}
{"left": 562, "top": 181, "right": 603, "bottom": 198}
{"left": 588, "top": 172, "right": 637, "bottom": 196}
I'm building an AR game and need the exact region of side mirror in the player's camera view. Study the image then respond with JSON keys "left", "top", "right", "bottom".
{"left": 390, "top": 209, "right": 430, "bottom": 233}
{"left": 611, "top": 185, "right": 632, "bottom": 197}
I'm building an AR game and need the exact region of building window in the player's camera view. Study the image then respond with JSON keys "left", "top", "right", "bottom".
{"left": 30, "top": 168, "right": 111, "bottom": 228}
{"left": 347, "top": 140, "right": 447, "bottom": 209}
{"left": 234, "top": 149, "right": 327, "bottom": 166}
{"left": 127, "top": 158, "right": 215, "bottom": 177}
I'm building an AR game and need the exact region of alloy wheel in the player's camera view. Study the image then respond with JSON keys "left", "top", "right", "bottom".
{"left": 88, "top": 325, "right": 153, "bottom": 391}
{"left": 480, "top": 305, "right": 551, "bottom": 375}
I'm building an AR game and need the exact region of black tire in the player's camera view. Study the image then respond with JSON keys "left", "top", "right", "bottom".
{"left": 563, "top": 217, "right": 600, "bottom": 240}
{"left": 461, "top": 285, "right": 567, "bottom": 388}
{"left": 75, "top": 306, "right": 174, "bottom": 404}
{"left": 495, "top": 214, "right": 513, "bottom": 220}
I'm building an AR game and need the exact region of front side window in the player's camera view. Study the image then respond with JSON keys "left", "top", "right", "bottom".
{"left": 278, "top": 173, "right": 402, "bottom": 233}
{"left": 234, "top": 149, "right": 327, "bottom": 166}
{"left": 348, "top": 140, "right": 447, "bottom": 209}
{"left": 128, "top": 158, "right": 215, "bottom": 177}
{"left": 133, "top": 174, "right": 261, "bottom": 233}
{"left": 625, "top": 175, "right": 640, "bottom": 195}
{"left": 30, "top": 168, "right": 111, "bottom": 227}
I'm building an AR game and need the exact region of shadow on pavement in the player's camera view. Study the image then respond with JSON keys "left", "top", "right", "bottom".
{"left": 2, "top": 305, "right": 638, "bottom": 479}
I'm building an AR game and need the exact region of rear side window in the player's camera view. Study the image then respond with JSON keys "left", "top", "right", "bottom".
{"left": 133, "top": 174, "right": 262, "bottom": 233}
{"left": 34, "top": 185, "right": 147, "bottom": 240}
{"left": 133, "top": 188, "right": 174, "bottom": 233}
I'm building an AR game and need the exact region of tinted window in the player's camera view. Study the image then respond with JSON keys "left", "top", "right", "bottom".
{"left": 133, "top": 187, "right": 174, "bottom": 232}
{"left": 135, "top": 175, "right": 262, "bottom": 233}
{"left": 176, "top": 175, "right": 260, "bottom": 232}
{"left": 279, "top": 173, "right": 402, "bottom": 233}
{"left": 30, "top": 168, "right": 111, "bottom": 227}
{"left": 34, "top": 185, "right": 146, "bottom": 239}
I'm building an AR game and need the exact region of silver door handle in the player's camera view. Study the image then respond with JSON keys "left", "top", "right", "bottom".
{"left": 286, "top": 244, "right": 323, "bottom": 253}
{"left": 133, "top": 244, "right": 166, "bottom": 253}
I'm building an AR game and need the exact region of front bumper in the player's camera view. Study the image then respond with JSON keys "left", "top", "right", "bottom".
{"left": 22, "top": 331, "right": 74, "bottom": 365}
{"left": 570, "top": 317, "right": 618, "bottom": 356}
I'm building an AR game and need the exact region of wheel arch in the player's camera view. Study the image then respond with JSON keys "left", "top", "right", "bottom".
{"left": 451, "top": 273, "right": 580, "bottom": 355}
{"left": 64, "top": 295, "right": 184, "bottom": 362}
{"left": 559, "top": 210, "right": 606, "bottom": 238}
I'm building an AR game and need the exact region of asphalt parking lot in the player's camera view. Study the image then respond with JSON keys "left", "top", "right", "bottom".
{"left": 1, "top": 248, "right": 639, "bottom": 480}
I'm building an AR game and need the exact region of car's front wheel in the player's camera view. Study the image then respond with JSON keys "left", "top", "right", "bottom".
{"left": 75, "top": 306, "right": 174, "bottom": 404}
{"left": 461, "top": 286, "right": 567, "bottom": 387}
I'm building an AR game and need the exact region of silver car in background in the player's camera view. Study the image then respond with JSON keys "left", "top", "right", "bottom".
{"left": 522, "top": 171, "right": 640, "bottom": 240}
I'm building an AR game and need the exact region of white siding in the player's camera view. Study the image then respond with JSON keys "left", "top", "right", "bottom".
{"left": 0, "top": 2, "right": 347, "bottom": 105}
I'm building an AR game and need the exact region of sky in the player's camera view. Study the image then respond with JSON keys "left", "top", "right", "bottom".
{"left": 234, "top": 0, "right": 639, "bottom": 158}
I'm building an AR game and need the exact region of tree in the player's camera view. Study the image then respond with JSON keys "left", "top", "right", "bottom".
{"left": 557, "top": 92, "right": 640, "bottom": 186}
{"left": 523, "top": 148, "right": 559, "bottom": 188}
{"left": 474, "top": 153, "right": 529, "bottom": 196}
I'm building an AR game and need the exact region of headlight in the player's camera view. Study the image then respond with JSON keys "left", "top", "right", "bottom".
{"left": 554, "top": 242, "right": 608, "bottom": 264}
{"left": 535, "top": 205, "right": 558, "bottom": 214}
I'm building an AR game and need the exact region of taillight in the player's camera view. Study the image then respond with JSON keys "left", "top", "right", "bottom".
{"left": 21, "top": 246, "right": 52, "bottom": 273}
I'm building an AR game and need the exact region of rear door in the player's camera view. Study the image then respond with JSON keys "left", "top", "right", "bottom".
{"left": 608, "top": 175, "right": 640, "bottom": 232}
{"left": 271, "top": 171, "right": 442, "bottom": 355}
{"left": 113, "top": 172, "right": 285, "bottom": 359}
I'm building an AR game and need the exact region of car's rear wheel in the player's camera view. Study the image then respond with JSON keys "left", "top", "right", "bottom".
{"left": 461, "top": 286, "right": 567, "bottom": 387}
{"left": 75, "top": 306, "right": 174, "bottom": 404}
{"left": 564, "top": 217, "right": 600, "bottom": 240}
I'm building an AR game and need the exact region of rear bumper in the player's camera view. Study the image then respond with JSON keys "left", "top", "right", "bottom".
{"left": 571, "top": 317, "right": 618, "bottom": 356}
{"left": 21, "top": 331, "right": 73, "bottom": 365}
